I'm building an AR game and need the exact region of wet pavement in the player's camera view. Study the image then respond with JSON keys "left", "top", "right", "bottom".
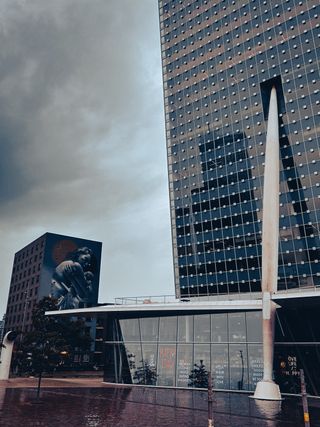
{"left": 0, "top": 379, "right": 320, "bottom": 426}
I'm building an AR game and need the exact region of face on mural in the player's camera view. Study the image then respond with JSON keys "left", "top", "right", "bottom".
{"left": 78, "top": 252, "right": 91, "bottom": 269}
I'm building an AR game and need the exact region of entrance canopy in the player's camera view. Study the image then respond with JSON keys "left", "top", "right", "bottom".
{"left": 46, "top": 299, "right": 263, "bottom": 318}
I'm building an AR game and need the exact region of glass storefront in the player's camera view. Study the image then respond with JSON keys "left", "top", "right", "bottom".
{"left": 103, "top": 306, "right": 320, "bottom": 395}
{"left": 104, "top": 311, "right": 263, "bottom": 391}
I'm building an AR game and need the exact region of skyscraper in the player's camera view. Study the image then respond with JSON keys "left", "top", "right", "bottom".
{"left": 159, "top": 0, "right": 320, "bottom": 298}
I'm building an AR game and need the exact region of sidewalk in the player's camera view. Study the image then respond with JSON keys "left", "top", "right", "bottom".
{"left": 0, "top": 376, "right": 108, "bottom": 388}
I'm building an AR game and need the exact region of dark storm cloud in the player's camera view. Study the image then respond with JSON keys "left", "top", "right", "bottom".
{"left": 0, "top": 0, "right": 161, "bottom": 206}
{"left": 0, "top": 0, "right": 174, "bottom": 315}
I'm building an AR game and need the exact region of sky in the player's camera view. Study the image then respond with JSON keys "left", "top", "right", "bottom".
{"left": 0, "top": 0, "right": 174, "bottom": 317}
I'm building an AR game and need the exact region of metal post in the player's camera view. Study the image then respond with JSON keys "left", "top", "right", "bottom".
{"left": 36, "top": 370, "right": 42, "bottom": 400}
{"left": 208, "top": 372, "right": 214, "bottom": 427}
{"left": 300, "top": 369, "right": 310, "bottom": 427}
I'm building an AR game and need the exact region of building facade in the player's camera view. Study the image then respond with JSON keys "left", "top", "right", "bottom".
{"left": 102, "top": 303, "right": 320, "bottom": 395}
{"left": 104, "top": 309, "right": 264, "bottom": 391}
{"left": 159, "top": 0, "right": 320, "bottom": 298}
{"left": 4, "top": 232, "right": 102, "bottom": 334}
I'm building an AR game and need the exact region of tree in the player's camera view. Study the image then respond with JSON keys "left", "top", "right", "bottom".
{"left": 188, "top": 360, "right": 209, "bottom": 388}
{"left": 15, "top": 297, "right": 92, "bottom": 376}
{"left": 133, "top": 360, "right": 158, "bottom": 385}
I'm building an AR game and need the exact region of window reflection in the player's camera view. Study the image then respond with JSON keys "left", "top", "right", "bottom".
{"left": 140, "top": 317, "right": 159, "bottom": 342}
{"left": 125, "top": 343, "right": 143, "bottom": 384}
{"left": 246, "top": 312, "right": 262, "bottom": 342}
{"left": 194, "top": 314, "right": 210, "bottom": 342}
{"left": 178, "top": 315, "right": 193, "bottom": 342}
{"left": 211, "top": 313, "right": 228, "bottom": 343}
{"left": 158, "top": 344, "right": 176, "bottom": 386}
{"left": 113, "top": 313, "right": 265, "bottom": 391}
{"left": 141, "top": 344, "right": 158, "bottom": 386}
{"left": 194, "top": 344, "right": 210, "bottom": 387}
{"left": 177, "top": 344, "right": 193, "bottom": 387}
{"left": 228, "top": 313, "right": 246, "bottom": 342}
{"left": 229, "top": 344, "right": 248, "bottom": 391}
{"left": 142, "top": 344, "right": 158, "bottom": 369}
{"left": 120, "top": 318, "right": 140, "bottom": 341}
{"left": 248, "top": 344, "right": 263, "bottom": 389}
{"left": 159, "top": 316, "right": 178, "bottom": 342}
{"left": 211, "top": 344, "right": 229, "bottom": 389}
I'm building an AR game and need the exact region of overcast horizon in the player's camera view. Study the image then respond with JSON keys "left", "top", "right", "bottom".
{"left": 0, "top": 0, "right": 174, "bottom": 318}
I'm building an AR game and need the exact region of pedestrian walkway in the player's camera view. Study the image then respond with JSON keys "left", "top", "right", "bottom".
{"left": 1, "top": 378, "right": 319, "bottom": 426}
{"left": 0, "top": 376, "right": 107, "bottom": 388}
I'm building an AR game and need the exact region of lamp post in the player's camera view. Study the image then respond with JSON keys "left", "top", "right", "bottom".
{"left": 36, "top": 340, "right": 49, "bottom": 400}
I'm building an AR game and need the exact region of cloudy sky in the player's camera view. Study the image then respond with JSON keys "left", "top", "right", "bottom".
{"left": 0, "top": 0, "right": 174, "bottom": 317}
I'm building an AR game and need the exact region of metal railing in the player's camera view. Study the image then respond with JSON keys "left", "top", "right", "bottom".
{"left": 114, "top": 295, "right": 177, "bottom": 305}
{"left": 273, "top": 285, "right": 320, "bottom": 295}
{"left": 113, "top": 285, "right": 320, "bottom": 306}
{"left": 114, "top": 292, "right": 263, "bottom": 305}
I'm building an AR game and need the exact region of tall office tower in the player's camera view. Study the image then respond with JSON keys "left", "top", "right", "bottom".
{"left": 4, "top": 233, "right": 102, "bottom": 334}
{"left": 159, "top": 0, "right": 320, "bottom": 299}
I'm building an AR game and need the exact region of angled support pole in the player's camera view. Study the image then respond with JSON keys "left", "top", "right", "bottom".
{"left": 253, "top": 86, "right": 282, "bottom": 400}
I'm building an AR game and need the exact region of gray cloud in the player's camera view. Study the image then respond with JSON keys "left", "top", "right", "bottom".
{"left": 0, "top": 0, "right": 174, "bottom": 316}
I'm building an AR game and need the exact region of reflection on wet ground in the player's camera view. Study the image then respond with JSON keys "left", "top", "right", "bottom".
{"left": 0, "top": 386, "right": 320, "bottom": 426}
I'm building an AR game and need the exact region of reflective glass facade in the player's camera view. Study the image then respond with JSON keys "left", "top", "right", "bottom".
{"left": 104, "top": 311, "right": 263, "bottom": 391}
{"left": 159, "top": 0, "right": 320, "bottom": 298}
{"left": 103, "top": 307, "right": 320, "bottom": 395}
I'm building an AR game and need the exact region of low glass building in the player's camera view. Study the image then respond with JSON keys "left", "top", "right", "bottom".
{"left": 104, "top": 304, "right": 320, "bottom": 395}
{"left": 48, "top": 293, "right": 319, "bottom": 396}
{"left": 103, "top": 310, "right": 263, "bottom": 391}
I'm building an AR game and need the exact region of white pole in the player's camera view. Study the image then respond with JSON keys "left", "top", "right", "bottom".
{"left": 0, "top": 331, "right": 16, "bottom": 380}
{"left": 253, "top": 86, "right": 282, "bottom": 400}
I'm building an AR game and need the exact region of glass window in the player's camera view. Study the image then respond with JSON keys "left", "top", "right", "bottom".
{"left": 142, "top": 343, "right": 158, "bottom": 368}
{"left": 246, "top": 311, "right": 262, "bottom": 342}
{"left": 248, "top": 344, "right": 263, "bottom": 390}
{"left": 211, "top": 344, "right": 229, "bottom": 389}
{"left": 140, "top": 317, "right": 159, "bottom": 341}
{"left": 120, "top": 318, "right": 140, "bottom": 341}
{"left": 229, "top": 344, "right": 248, "bottom": 391}
{"left": 178, "top": 315, "right": 194, "bottom": 342}
{"left": 194, "top": 343, "right": 210, "bottom": 386}
{"left": 159, "top": 316, "right": 178, "bottom": 342}
{"left": 158, "top": 344, "right": 176, "bottom": 386}
{"left": 124, "top": 343, "right": 143, "bottom": 384}
{"left": 194, "top": 314, "right": 210, "bottom": 342}
{"left": 228, "top": 313, "right": 246, "bottom": 342}
{"left": 141, "top": 344, "right": 158, "bottom": 385}
{"left": 211, "top": 313, "right": 228, "bottom": 343}
{"left": 176, "top": 344, "right": 193, "bottom": 387}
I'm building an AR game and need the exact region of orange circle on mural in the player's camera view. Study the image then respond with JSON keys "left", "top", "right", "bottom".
{"left": 52, "top": 239, "right": 78, "bottom": 265}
